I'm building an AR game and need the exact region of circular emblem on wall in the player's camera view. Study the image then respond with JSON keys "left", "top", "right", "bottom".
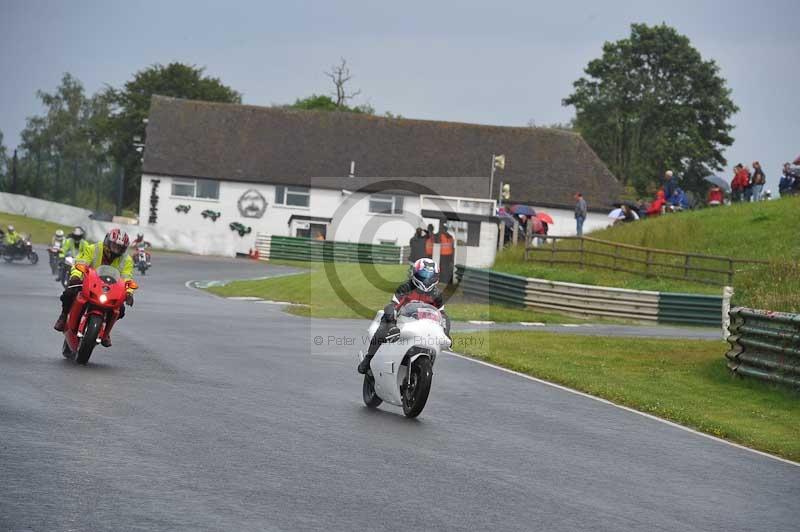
{"left": 237, "top": 189, "right": 268, "bottom": 218}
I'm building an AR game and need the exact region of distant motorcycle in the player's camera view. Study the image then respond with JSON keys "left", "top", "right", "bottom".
{"left": 1, "top": 236, "right": 39, "bottom": 265}
{"left": 48, "top": 242, "right": 63, "bottom": 274}
{"left": 133, "top": 245, "right": 151, "bottom": 275}
{"left": 59, "top": 256, "right": 76, "bottom": 287}
{"left": 357, "top": 302, "right": 450, "bottom": 418}
{"left": 61, "top": 263, "right": 136, "bottom": 365}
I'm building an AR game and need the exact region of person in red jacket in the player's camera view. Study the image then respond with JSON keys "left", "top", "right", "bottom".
{"left": 707, "top": 185, "right": 724, "bottom": 206}
{"left": 646, "top": 189, "right": 667, "bottom": 216}
{"left": 731, "top": 164, "right": 750, "bottom": 202}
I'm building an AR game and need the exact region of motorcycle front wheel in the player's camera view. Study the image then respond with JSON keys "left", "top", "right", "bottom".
{"left": 28, "top": 251, "right": 38, "bottom": 265}
{"left": 362, "top": 374, "right": 382, "bottom": 408}
{"left": 76, "top": 314, "right": 102, "bottom": 365}
{"left": 402, "top": 357, "right": 433, "bottom": 418}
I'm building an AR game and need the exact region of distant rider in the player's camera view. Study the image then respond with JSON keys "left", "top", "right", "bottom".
{"left": 131, "top": 233, "right": 152, "bottom": 265}
{"left": 51, "top": 229, "right": 66, "bottom": 249}
{"left": 4, "top": 225, "right": 21, "bottom": 249}
{"left": 59, "top": 226, "right": 88, "bottom": 259}
{"left": 54, "top": 228, "right": 136, "bottom": 347}
{"left": 357, "top": 258, "right": 449, "bottom": 374}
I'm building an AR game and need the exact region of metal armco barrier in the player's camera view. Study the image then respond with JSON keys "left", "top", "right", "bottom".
{"left": 726, "top": 307, "right": 800, "bottom": 387}
{"left": 255, "top": 234, "right": 403, "bottom": 264}
{"left": 456, "top": 265, "right": 731, "bottom": 327}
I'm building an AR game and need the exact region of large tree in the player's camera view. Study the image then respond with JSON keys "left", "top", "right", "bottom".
{"left": 563, "top": 23, "right": 738, "bottom": 196}
{"left": 16, "top": 73, "right": 111, "bottom": 205}
{"left": 104, "top": 63, "right": 242, "bottom": 208}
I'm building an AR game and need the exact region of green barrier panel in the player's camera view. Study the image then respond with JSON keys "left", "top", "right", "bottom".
{"left": 658, "top": 292, "right": 723, "bottom": 327}
{"left": 726, "top": 307, "right": 800, "bottom": 388}
{"left": 269, "top": 236, "right": 401, "bottom": 264}
{"left": 455, "top": 265, "right": 527, "bottom": 307}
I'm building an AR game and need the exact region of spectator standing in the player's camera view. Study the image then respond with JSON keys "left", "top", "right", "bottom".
{"left": 779, "top": 163, "right": 796, "bottom": 197}
{"left": 751, "top": 161, "right": 766, "bottom": 201}
{"left": 731, "top": 164, "right": 749, "bottom": 202}
{"left": 424, "top": 224, "right": 435, "bottom": 258}
{"left": 663, "top": 170, "right": 677, "bottom": 200}
{"left": 437, "top": 223, "right": 455, "bottom": 284}
{"left": 574, "top": 192, "right": 587, "bottom": 236}
{"left": 408, "top": 227, "right": 427, "bottom": 263}
{"left": 742, "top": 165, "right": 754, "bottom": 202}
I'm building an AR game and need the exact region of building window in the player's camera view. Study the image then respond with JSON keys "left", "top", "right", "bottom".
{"left": 449, "top": 220, "right": 481, "bottom": 247}
{"left": 171, "top": 178, "right": 219, "bottom": 200}
{"left": 275, "top": 185, "right": 310, "bottom": 207}
{"left": 369, "top": 194, "right": 404, "bottom": 215}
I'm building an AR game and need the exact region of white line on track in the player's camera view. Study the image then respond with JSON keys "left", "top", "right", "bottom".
{"left": 468, "top": 320, "right": 495, "bottom": 325}
{"left": 445, "top": 350, "right": 800, "bottom": 468}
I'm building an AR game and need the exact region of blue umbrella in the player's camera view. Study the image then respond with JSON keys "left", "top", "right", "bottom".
{"left": 509, "top": 204, "right": 536, "bottom": 216}
{"left": 497, "top": 209, "right": 516, "bottom": 227}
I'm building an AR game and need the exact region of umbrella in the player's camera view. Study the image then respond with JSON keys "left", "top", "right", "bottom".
{"left": 509, "top": 204, "right": 536, "bottom": 216}
{"left": 794, "top": 154, "right": 800, "bottom": 165}
{"left": 703, "top": 175, "right": 731, "bottom": 192}
{"left": 535, "top": 212, "right": 554, "bottom": 225}
{"left": 608, "top": 208, "right": 624, "bottom": 219}
{"left": 497, "top": 210, "right": 516, "bottom": 227}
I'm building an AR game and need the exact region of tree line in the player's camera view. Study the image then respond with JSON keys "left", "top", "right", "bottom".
{"left": 0, "top": 24, "right": 737, "bottom": 213}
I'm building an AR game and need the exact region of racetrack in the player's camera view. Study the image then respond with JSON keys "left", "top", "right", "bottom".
{"left": 1, "top": 251, "right": 798, "bottom": 532}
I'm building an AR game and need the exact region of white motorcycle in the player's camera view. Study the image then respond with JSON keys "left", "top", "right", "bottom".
{"left": 357, "top": 302, "right": 451, "bottom": 418}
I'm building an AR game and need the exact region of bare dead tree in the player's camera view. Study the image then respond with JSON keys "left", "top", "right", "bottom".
{"left": 325, "top": 58, "right": 361, "bottom": 108}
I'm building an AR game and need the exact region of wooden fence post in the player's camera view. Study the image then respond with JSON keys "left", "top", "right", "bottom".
{"left": 550, "top": 237, "right": 556, "bottom": 266}
{"left": 728, "top": 259, "right": 734, "bottom": 285}
{"left": 645, "top": 250, "right": 652, "bottom": 277}
{"left": 512, "top": 221, "right": 519, "bottom": 246}
{"left": 579, "top": 238, "right": 585, "bottom": 269}
{"left": 684, "top": 255, "right": 691, "bottom": 280}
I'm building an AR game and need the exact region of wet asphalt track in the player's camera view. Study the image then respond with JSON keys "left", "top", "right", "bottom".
{"left": 1, "top": 251, "right": 798, "bottom": 532}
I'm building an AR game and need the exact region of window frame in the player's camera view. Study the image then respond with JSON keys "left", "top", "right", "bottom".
{"left": 368, "top": 194, "right": 404, "bottom": 215}
{"left": 170, "top": 178, "right": 220, "bottom": 201}
{"left": 275, "top": 185, "right": 310, "bottom": 208}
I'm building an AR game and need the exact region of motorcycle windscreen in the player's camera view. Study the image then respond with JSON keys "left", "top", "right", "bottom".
{"left": 397, "top": 302, "right": 442, "bottom": 324}
{"left": 96, "top": 265, "right": 121, "bottom": 284}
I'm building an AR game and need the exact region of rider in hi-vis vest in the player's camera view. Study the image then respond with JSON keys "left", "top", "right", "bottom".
{"left": 53, "top": 228, "right": 136, "bottom": 347}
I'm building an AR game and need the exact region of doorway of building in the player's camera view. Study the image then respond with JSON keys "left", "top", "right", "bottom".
{"left": 296, "top": 223, "right": 327, "bottom": 240}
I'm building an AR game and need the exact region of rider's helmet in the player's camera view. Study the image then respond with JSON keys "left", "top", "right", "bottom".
{"left": 71, "top": 226, "right": 86, "bottom": 241}
{"left": 136, "top": 233, "right": 144, "bottom": 241}
{"left": 55, "top": 229, "right": 64, "bottom": 238}
{"left": 411, "top": 258, "right": 440, "bottom": 292}
{"left": 7, "top": 225, "right": 14, "bottom": 232}
{"left": 103, "top": 228, "right": 130, "bottom": 259}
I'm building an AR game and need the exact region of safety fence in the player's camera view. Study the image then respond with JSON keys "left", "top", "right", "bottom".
{"left": 523, "top": 235, "right": 767, "bottom": 287}
{"left": 455, "top": 265, "right": 731, "bottom": 328}
{"left": 726, "top": 307, "right": 800, "bottom": 387}
{"left": 255, "top": 234, "right": 404, "bottom": 264}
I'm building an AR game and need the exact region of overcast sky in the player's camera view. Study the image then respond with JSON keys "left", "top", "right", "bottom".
{"left": 2, "top": 0, "right": 798, "bottom": 192}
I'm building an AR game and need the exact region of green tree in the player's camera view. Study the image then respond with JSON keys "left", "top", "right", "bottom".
{"left": 290, "top": 94, "right": 374, "bottom": 114}
{"left": 16, "top": 73, "right": 110, "bottom": 204}
{"left": 563, "top": 23, "right": 738, "bottom": 196}
{"left": 104, "top": 62, "right": 242, "bottom": 208}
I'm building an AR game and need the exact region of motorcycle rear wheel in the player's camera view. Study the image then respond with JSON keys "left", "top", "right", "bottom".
{"left": 362, "top": 374, "right": 382, "bottom": 408}
{"left": 402, "top": 357, "right": 433, "bottom": 418}
{"left": 76, "top": 314, "right": 102, "bottom": 365}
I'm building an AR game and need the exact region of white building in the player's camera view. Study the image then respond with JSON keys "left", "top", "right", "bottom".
{"left": 139, "top": 96, "right": 620, "bottom": 266}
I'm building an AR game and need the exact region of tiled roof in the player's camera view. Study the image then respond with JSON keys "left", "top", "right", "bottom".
{"left": 143, "top": 96, "right": 620, "bottom": 209}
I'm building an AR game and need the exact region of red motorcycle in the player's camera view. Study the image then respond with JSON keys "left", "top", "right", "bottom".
{"left": 62, "top": 263, "right": 137, "bottom": 365}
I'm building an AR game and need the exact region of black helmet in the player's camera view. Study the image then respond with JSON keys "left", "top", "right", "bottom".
{"left": 72, "top": 226, "right": 85, "bottom": 241}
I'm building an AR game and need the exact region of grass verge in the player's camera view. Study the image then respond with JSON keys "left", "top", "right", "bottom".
{"left": 208, "top": 260, "right": 587, "bottom": 323}
{"left": 0, "top": 211, "right": 69, "bottom": 245}
{"left": 454, "top": 330, "right": 800, "bottom": 461}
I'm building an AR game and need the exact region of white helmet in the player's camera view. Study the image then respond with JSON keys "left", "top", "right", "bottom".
{"left": 55, "top": 229, "right": 65, "bottom": 238}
